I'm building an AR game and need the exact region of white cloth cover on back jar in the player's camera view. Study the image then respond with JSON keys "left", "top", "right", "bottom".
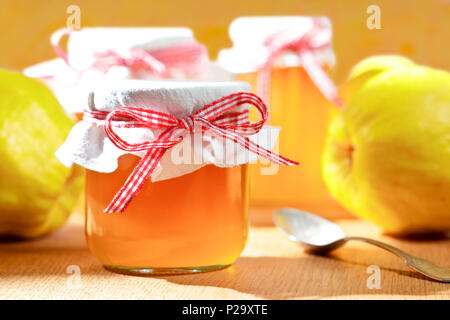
{"left": 55, "top": 80, "right": 279, "bottom": 182}
{"left": 217, "top": 16, "right": 336, "bottom": 74}
{"left": 23, "top": 27, "right": 230, "bottom": 114}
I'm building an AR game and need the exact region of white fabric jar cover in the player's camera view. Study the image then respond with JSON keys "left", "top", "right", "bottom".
{"left": 217, "top": 16, "right": 336, "bottom": 73}
{"left": 56, "top": 80, "right": 280, "bottom": 182}
{"left": 24, "top": 27, "right": 229, "bottom": 114}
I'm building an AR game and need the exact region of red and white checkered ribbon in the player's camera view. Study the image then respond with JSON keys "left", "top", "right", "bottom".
{"left": 257, "top": 19, "right": 342, "bottom": 107}
{"left": 51, "top": 28, "right": 208, "bottom": 77}
{"left": 83, "top": 92, "right": 299, "bottom": 213}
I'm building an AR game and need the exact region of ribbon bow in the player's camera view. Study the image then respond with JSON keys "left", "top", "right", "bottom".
{"left": 84, "top": 92, "right": 298, "bottom": 213}
{"left": 257, "top": 19, "right": 342, "bottom": 107}
{"left": 51, "top": 28, "right": 208, "bottom": 77}
{"left": 90, "top": 49, "right": 167, "bottom": 75}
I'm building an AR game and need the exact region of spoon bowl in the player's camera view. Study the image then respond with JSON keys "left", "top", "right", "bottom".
{"left": 273, "top": 207, "right": 347, "bottom": 253}
{"left": 273, "top": 207, "right": 450, "bottom": 282}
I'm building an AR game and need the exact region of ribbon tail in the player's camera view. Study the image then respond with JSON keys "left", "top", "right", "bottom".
{"left": 142, "top": 55, "right": 166, "bottom": 75}
{"left": 104, "top": 148, "right": 167, "bottom": 213}
{"left": 132, "top": 49, "right": 166, "bottom": 76}
{"left": 200, "top": 119, "right": 299, "bottom": 166}
{"left": 50, "top": 28, "right": 73, "bottom": 66}
{"left": 237, "top": 135, "right": 299, "bottom": 166}
{"left": 298, "top": 51, "right": 343, "bottom": 107}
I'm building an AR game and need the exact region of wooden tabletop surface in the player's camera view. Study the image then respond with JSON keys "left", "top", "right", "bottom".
{"left": 1, "top": 208, "right": 449, "bottom": 300}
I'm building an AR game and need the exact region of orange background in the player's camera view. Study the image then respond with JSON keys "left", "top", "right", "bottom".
{"left": 0, "top": 0, "right": 449, "bottom": 82}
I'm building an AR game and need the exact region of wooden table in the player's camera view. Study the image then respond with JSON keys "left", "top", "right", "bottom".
{"left": 1, "top": 208, "right": 449, "bottom": 300}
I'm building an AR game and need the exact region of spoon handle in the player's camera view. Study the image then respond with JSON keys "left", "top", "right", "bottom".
{"left": 346, "top": 236, "right": 450, "bottom": 282}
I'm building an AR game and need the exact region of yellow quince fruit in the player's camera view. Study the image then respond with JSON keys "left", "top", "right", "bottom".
{"left": 0, "top": 69, "right": 83, "bottom": 239}
{"left": 322, "top": 56, "right": 450, "bottom": 234}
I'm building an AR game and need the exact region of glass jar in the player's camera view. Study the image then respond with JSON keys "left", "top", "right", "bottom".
{"left": 54, "top": 80, "right": 278, "bottom": 276}
{"left": 85, "top": 154, "right": 249, "bottom": 275}
{"left": 238, "top": 66, "right": 346, "bottom": 217}
{"left": 219, "top": 17, "right": 348, "bottom": 218}
{"left": 23, "top": 27, "right": 211, "bottom": 121}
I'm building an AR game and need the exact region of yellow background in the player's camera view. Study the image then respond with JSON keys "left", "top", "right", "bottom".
{"left": 0, "top": 0, "right": 449, "bottom": 82}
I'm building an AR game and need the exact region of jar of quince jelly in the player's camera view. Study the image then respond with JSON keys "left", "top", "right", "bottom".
{"left": 218, "top": 16, "right": 348, "bottom": 218}
{"left": 86, "top": 156, "right": 249, "bottom": 274}
{"left": 24, "top": 27, "right": 223, "bottom": 122}
{"left": 56, "top": 80, "right": 284, "bottom": 275}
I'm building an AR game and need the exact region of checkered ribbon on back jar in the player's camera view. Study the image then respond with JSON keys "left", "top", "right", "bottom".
{"left": 256, "top": 18, "right": 342, "bottom": 107}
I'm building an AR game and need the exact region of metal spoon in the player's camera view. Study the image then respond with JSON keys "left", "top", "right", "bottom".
{"left": 273, "top": 207, "right": 450, "bottom": 282}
